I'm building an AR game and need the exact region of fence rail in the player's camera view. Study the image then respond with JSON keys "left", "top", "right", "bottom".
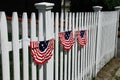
{"left": 0, "top": 2, "right": 118, "bottom": 80}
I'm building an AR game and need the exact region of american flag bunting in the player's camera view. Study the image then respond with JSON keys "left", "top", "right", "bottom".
{"left": 59, "top": 31, "right": 74, "bottom": 50}
{"left": 76, "top": 30, "right": 87, "bottom": 47}
{"left": 30, "top": 38, "right": 54, "bottom": 64}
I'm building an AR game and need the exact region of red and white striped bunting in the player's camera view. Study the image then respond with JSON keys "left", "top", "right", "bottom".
{"left": 76, "top": 30, "right": 87, "bottom": 47}
{"left": 30, "top": 39, "right": 54, "bottom": 64}
{"left": 59, "top": 31, "right": 74, "bottom": 50}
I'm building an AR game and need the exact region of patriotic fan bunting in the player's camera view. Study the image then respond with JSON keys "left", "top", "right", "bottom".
{"left": 76, "top": 30, "right": 87, "bottom": 47}
{"left": 59, "top": 31, "right": 74, "bottom": 50}
{"left": 30, "top": 38, "right": 54, "bottom": 64}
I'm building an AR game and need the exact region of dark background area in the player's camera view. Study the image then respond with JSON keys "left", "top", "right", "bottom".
{"left": 0, "top": 0, "right": 61, "bottom": 18}
{"left": 70, "top": 0, "right": 94, "bottom": 12}
{"left": 0, "top": 0, "right": 120, "bottom": 18}
{"left": 70, "top": 0, "right": 118, "bottom": 12}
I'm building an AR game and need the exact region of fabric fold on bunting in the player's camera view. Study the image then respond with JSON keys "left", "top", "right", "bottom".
{"left": 30, "top": 38, "right": 54, "bottom": 64}
{"left": 76, "top": 30, "right": 87, "bottom": 47}
{"left": 59, "top": 30, "right": 74, "bottom": 50}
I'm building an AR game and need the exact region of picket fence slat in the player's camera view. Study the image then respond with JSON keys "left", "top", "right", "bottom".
{"left": 0, "top": 12, "right": 10, "bottom": 80}
{"left": 46, "top": 10, "right": 54, "bottom": 80}
{"left": 38, "top": 12, "right": 44, "bottom": 80}
{"left": 55, "top": 13, "right": 59, "bottom": 80}
{"left": 90, "top": 12, "right": 93, "bottom": 79}
{"left": 77, "top": 13, "right": 80, "bottom": 80}
{"left": 60, "top": 12, "right": 64, "bottom": 80}
{"left": 12, "top": 12, "right": 21, "bottom": 80}
{"left": 64, "top": 12, "right": 68, "bottom": 80}
{"left": 86, "top": 12, "right": 89, "bottom": 80}
{"left": 72, "top": 13, "right": 79, "bottom": 80}
{"left": 22, "top": 12, "right": 29, "bottom": 80}
{"left": 84, "top": 12, "right": 87, "bottom": 80}
{"left": 71, "top": 13, "right": 75, "bottom": 80}
{"left": 30, "top": 12, "right": 37, "bottom": 80}
{"left": 68, "top": 13, "right": 72, "bottom": 80}
{"left": 80, "top": 12, "right": 83, "bottom": 80}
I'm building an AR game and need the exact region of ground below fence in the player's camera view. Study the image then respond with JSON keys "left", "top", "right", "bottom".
{"left": 95, "top": 57, "right": 120, "bottom": 80}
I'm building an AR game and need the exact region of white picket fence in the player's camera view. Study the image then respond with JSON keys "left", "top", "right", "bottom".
{"left": 0, "top": 2, "right": 118, "bottom": 80}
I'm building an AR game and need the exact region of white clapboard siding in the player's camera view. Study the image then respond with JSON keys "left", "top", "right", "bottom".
{"left": 30, "top": 12, "right": 37, "bottom": 80}
{"left": 22, "top": 13, "right": 29, "bottom": 80}
{"left": 0, "top": 12, "right": 10, "bottom": 80}
{"left": 12, "top": 12, "right": 20, "bottom": 80}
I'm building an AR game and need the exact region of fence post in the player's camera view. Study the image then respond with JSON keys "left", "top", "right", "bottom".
{"left": 35, "top": 2, "right": 54, "bottom": 40}
{"left": 114, "top": 6, "right": 120, "bottom": 57}
{"left": 35, "top": 2, "right": 54, "bottom": 80}
{"left": 93, "top": 6, "right": 103, "bottom": 75}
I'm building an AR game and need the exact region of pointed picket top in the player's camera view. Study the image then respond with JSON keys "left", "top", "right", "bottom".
{"left": 75, "top": 13, "right": 78, "bottom": 30}
{"left": 22, "top": 12, "right": 28, "bottom": 24}
{"left": 65, "top": 12, "right": 68, "bottom": 31}
{"left": 81, "top": 12, "right": 84, "bottom": 30}
{"left": 22, "top": 12, "right": 27, "bottom": 21}
{"left": 72, "top": 13, "right": 75, "bottom": 32}
{"left": 69, "top": 13, "right": 72, "bottom": 30}
{"left": 79, "top": 13, "right": 82, "bottom": 29}
{"left": 0, "top": 12, "right": 8, "bottom": 32}
{"left": 12, "top": 12, "right": 19, "bottom": 40}
{"left": 0, "top": 11, "right": 10, "bottom": 80}
{"left": 60, "top": 12, "right": 64, "bottom": 32}
{"left": 30, "top": 12, "right": 37, "bottom": 41}
{"left": 22, "top": 12, "right": 28, "bottom": 38}
{"left": 12, "top": 12, "right": 19, "bottom": 25}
